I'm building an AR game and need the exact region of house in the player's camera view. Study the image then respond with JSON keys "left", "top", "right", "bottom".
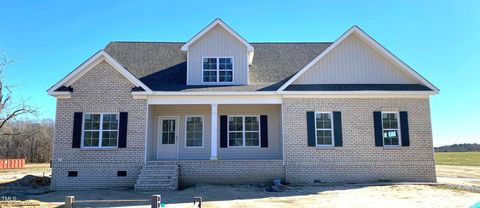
{"left": 47, "top": 19, "right": 438, "bottom": 190}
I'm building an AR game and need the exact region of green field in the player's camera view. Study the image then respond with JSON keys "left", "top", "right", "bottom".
{"left": 435, "top": 152, "right": 480, "bottom": 166}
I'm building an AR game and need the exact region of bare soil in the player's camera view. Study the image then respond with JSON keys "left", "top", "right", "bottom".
{"left": 1, "top": 184, "right": 478, "bottom": 208}
{"left": 0, "top": 163, "right": 51, "bottom": 184}
{"left": 1, "top": 164, "right": 480, "bottom": 207}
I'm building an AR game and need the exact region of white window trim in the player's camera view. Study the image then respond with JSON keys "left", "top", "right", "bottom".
{"left": 227, "top": 115, "right": 261, "bottom": 148}
{"left": 381, "top": 111, "right": 402, "bottom": 147}
{"left": 314, "top": 112, "right": 335, "bottom": 147}
{"left": 184, "top": 115, "right": 204, "bottom": 148}
{"left": 81, "top": 112, "right": 119, "bottom": 149}
{"left": 202, "top": 56, "right": 234, "bottom": 84}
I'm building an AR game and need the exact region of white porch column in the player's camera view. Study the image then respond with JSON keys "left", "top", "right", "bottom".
{"left": 210, "top": 104, "right": 218, "bottom": 160}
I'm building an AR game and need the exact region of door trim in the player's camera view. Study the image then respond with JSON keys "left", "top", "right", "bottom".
{"left": 157, "top": 116, "right": 179, "bottom": 160}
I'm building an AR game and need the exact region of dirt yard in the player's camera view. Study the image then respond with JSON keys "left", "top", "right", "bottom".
{"left": 0, "top": 163, "right": 51, "bottom": 184}
{"left": 1, "top": 164, "right": 480, "bottom": 208}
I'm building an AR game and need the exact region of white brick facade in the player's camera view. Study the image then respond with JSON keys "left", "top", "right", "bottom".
{"left": 50, "top": 61, "right": 436, "bottom": 190}
{"left": 51, "top": 61, "right": 147, "bottom": 190}
{"left": 282, "top": 97, "right": 436, "bottom": 183}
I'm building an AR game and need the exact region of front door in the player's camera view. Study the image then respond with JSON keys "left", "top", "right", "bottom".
{"left": 157, "top": 117, "right": 178, "bottom": 160}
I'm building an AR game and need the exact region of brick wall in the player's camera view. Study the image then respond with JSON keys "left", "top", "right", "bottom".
{"left": 148, "top": 160, "right": 284, "bottom": 187}
{"left": 282, "top": 97, "right": 436, "bottom": 183}
{"left": 51, "top": 60, "right": 147, "bottom": 190}
{"left": 52, "top": 162, "right": 142, "bottom": 190}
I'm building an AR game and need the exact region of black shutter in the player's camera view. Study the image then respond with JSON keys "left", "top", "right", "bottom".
{"left": 220, "top": 115, "right": 228, "bottom": 148}
{"left": 307, "top": 111, "right": 316, "bottom": 146}
{"left": 400, "top": 111, "right": 410, "bottom": 146}
{"left": 373, "top": 111, "right": 383, "bottom": 146}
{"left": 333, "top": 111, "right": 343, "bottom": 147}
{"left": 118, "top": 112, "right": 128, "bottom": 148}
{"left": 260, "top": 115, "right": 268, "bottom": 148}
{"left": 72, "top": 112, "right": 83, "bottom": 148}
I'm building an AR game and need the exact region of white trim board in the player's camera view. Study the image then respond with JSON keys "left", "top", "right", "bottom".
{"left": 146, "top": 95, "right": 283, "bottom": 105}
{"left": 47, "top": 50, "right": 152, "bottom": 97}
{"left": 276, "top": 26, "right": 439, "bottom": 94}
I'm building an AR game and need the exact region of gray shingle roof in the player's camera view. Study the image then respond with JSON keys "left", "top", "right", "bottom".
{"left": 104, "top": 42, "right": 331, "bottom": 91}
{"left": 104, "top": 42, "right": 433, "bottom": 92}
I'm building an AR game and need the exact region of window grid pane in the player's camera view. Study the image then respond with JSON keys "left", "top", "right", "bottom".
{"left": 382, "top": 113, "right": 400, "bottom": 146}
{"left": 186, "top": 117, "right": 203, "bottom": 147}
{"left": 162, "top": 120, "right": 176, "bottom": 144}
{"left": 219, "top": 71, "right": 233, "bottom": 82}
{"left": 315, "top": 113, "right": 333, "bottom": 146}
{"left": 83, "top": 113, "right": 119, "bottom": 148}
{"left": 228, "top": 116, "right": 243, "bottom": 146}
{"left": 203, "top": 58, "right": 217, "bottom": 69}
{"left": 228, "top": 116, "right": 260, "bottom": 147}
{"left": 202, "top": 57, "right": 233, "bottom": 83}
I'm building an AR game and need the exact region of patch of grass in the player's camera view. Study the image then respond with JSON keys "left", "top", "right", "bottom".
{"left": 435, "top": 152, "right": 480, "bottom": 166}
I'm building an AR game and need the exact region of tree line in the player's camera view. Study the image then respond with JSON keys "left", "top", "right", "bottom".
{"left": 1, "top": 52, "right": 51, "bottom": 163}
{"left": 434, "top": 143, "right": 480, "bottom": 152}
{"left": 0, "top": 119, "right": 53, "bottom": 163}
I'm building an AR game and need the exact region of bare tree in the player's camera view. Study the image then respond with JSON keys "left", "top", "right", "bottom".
{"left": 0, "top": 52, "right": 37, "bottom": 130}
{"left": 0, "top": 119, "right": 53, "bottom": 162}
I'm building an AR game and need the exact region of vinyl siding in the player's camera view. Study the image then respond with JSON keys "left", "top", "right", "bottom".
{"left": 150, "top": 105, "right": 211, "bottom": 160}
{"left": 293, "top": 34, "right": 419, "bottom": 85}
{"left": 187, "top": 25, "right": 249, "bottom": 85}
{"left": 218, "top": 104, "right": 282, "bottom": 160}
{"left": 148, "top": 104, "right": 282, "bottom": 160}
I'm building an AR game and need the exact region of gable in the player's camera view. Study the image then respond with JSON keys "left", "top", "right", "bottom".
{"left": 190, "top": 24, "right": 248, "bottom": 53}
{"left": 278, "top": 26, "right": 439, "bottom": 93}
{"left": 181, "top": 18, "right": 254, "bottom": 52}
{"left": 48, "top": 50, "right": 151, "bottom": 97}
{"left": 187, "top": 24, "right": 249, "bottom": 85}
{"left": 71, "top": 60, "right": 136, "bottom": 94}
{"left": 293, "top": 33, "right": 418, "bottom": 85}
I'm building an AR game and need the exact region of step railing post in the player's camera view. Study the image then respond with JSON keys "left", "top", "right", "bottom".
{"left": 151, "top": 194, "right": 161, "bottom": 208}
{"left": 65, "top": 196, "right": 74, "bottom": 208}
{"left": 193, "top": 197, "right": 202, "bottom": 208}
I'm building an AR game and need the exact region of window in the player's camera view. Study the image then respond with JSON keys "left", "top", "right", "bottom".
{"left": 202, "top": 57, "right": 233, "bottom": 83}
{"left": 315, "top": 112, "right": 334, "bottom": 146}
{"left": 161, "top": 119, "right": 176, "bottom": 144}
{"left": 382, "top": 112, "right": 400, "bottom": 146}
{"left": 228, "top": 116, "right": 260, "bottom": 147}
{"left": 82, "top": 113, "right": 118, "bottom": 148}
{"left": 117, "top": 171, "right": 127, "bottom": 177}
{"left": 68, "top": 171, "right": 78, "bottom": 177}
{"left": 185, "top": 116, "right": 203, "bottom": 147}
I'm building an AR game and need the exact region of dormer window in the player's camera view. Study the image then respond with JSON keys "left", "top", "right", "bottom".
{"left": 203, "top": 57, "right": 233, "bottom": 83}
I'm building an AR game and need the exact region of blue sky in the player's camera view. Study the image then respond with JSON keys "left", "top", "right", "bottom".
{"left": 1, "top": 0, "right": 478, "bottom": 146}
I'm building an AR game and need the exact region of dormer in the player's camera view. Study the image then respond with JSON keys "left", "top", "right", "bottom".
{"left": 181, "top": 19, "right": 254, "bottom": 85}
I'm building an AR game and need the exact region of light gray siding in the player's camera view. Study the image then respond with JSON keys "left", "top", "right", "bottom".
{"left": 294, "top": 34, "right": 419, "bottom": 85}
{"left": 150, "top": 105, "right": 211, "bottom": 160}
{"left": 148, "top": 104, "right": 282, "bottom": 160}
{"left": 187, "top": 25, "right": 249, "bottom": 85}
{"left": 217, "top": 104, "right": 282, "bottom": 160}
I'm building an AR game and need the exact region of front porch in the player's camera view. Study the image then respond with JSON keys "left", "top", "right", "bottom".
{"left": 145, "top": 103, "right": 283, "bottom": 161}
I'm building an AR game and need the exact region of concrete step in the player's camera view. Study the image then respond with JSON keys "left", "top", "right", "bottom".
{"left": 137, "top": 175, "right": 174, "bottom": 179}
{"left": 134, "top": 185, "right": 177, "bottom": 191}
{"left": 138, "top": 170, "right": 177, "bottom": 175}
{"left": 134, "top": 163, "right": 179, "bottom": 191}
